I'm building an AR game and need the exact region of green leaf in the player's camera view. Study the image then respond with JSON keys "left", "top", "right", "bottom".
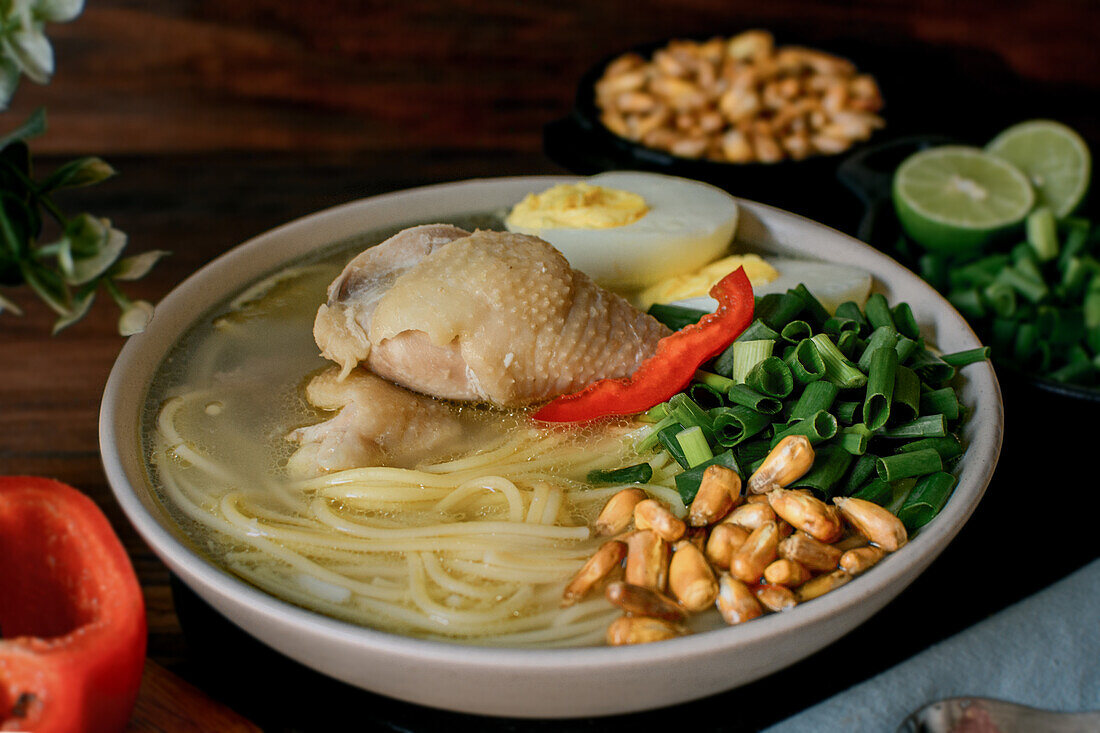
{"left": 0, "top": 58, "right": 21, "bottom": 112}
{"left": 0, "top": 109, "right": 46, "bottom": 149}
{"left": 7, "top": 25, "right": 55, "bottom": 85}
{"left": 0, "top": 290, "right": 23, "bottom": 316}
{"left": 0, "top": 141, "right": 33, "bottom": 192}
{"left": 20, "top": 259, "right": 70, "bottom": 315}
{"left": 111, "top": 249, "right": 168, "bottom": 281}
{"left": 41, "top": 156, "right": 117, "bottom": 191}
{"left": 52, "top": 287, "right": 94, "bottom": 334}
{"left": 0, "top": 191, "right": 34, "bottom": 259}
{"left": 33, "top": 0, "right": 85, "bottom": 23}
{"left": 67, "top": 222, "right": 127, "bottom": 285}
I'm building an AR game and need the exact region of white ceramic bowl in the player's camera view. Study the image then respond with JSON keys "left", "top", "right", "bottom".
{"left": 100, "top": 176, "right": 1003, "bottom": 718}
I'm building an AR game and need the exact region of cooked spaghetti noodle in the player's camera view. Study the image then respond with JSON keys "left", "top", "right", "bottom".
{"left": 143, "top": 246, "right": 683, "bottom": 647}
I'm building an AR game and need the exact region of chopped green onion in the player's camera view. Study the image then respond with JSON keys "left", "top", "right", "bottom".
{"left": 780, "top": 320, "right": 813, "bottom": 344}
{"left": 772, "top": 410, "right": 838, "bottom": 446}
{"left": 851, "top": 477, "right": 893, "bottom": 505}
{"left": 876, "top": 448, "right": 943, "bottom": 482}
{"left": 834, "top": 301, "right": 869, "bottom": 333}
{"left": 745, "top": 356, "right": 795, "bottom": 398}
{"left": 838, "top": 423, "right": 872, "bottom": 456}
{"left": 785, "top": 338, "right": 826, "bottom": 384}
{"left": 877, "top": 414, "right": 948, "bottom": 439}
{"left": 647, "top": 303, "right": 708, "bottom": 331}
{"left": 919, "top": 387, "right": 959, "bottom": 421}
{"left": 789, "top": 380, "right": 840, "bottom": 422}
{"left": 729, "top": 340, "right": 775, "bottom": 384}
{"left": 824, "top": 316, "right": 861, "bottom": 336}
{"left": 908, "top": 348, "right": 956, "bottom": 387}
{"left": 858, "top": 326, "right": 900, "bottom": 372}
{"left": 837, "top": 330, "right": 864, "bottom": 360}
{"left": 587, "top": 462, "right": 654, "bottom": 485}
{"left": 895, "top": 436, "right": 963, "bottom": 462}
{"left": 676, "top": 426, "right": 713, "bottom": 468}
{"left": 656, "top": 424, "right": 690, "bottom": 468}
{"left": 891, "top": 366, "right": 921, "bottom": 425}
{"left": 790, "top": 284, "right": 831, "bottom": 327}
{"left": 638, "top": 402, "right": 670, "bottom": 423}
{"left": 756, "top": 292, "right": 805, "bottom": 331}
{"left": 734, "top": 318, "right": 782, "bottom": 343}
{"left": 835, "top": 400, "right": 861, "bottom": 425}
{"left": 862, "top": 347, "right": 897, "bottom": 430}
{"left": 897, "top": 471, "right": 957, "bottom": 531}
{"left": 1026, "top": 207, "right": 1059, "bottom": 262}
{"left": 725, "top": 384, "right": 783, "bottom": 415}
{"left": 791, "top": 444, "right": 852, "bottom": 497}
{"left": 864, "top": 293, "right": 896, "bottom": 331}
{"left": 711, "top": 405, "right": 772, "bottom": 447}
{"left": 891, "top": 302, "right": 921, "bottom": 340}
{"left": 669, "top": 393, "right": 715, "bottom": 442}
{"left": 634, "top": 414, "right": 680, "bottom": 453}
{"left": 843, "top": 453, "right": 880, "bottom": 493}
{"left": 811, "top": 334, "right": 867, "bottom": 389}
{"left": 939, "top": 347, "right": 990, "bottom": 368}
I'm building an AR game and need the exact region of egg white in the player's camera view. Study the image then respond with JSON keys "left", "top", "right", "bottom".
{"left": 504, "top": 171, "right": 739, "bottom": 291}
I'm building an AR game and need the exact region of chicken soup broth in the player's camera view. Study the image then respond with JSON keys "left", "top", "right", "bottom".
{"left": 142, "top": 214, "right": 686, "bottom": 647}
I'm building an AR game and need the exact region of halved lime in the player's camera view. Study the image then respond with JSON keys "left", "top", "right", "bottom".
{"left": 986, "top": 119, "right": 1091, "bottom": 217}
{"left": 893, "top": 146, "right": 1035, "bottom": 253}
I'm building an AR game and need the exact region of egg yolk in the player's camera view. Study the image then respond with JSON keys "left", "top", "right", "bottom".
{"left": 637, "top": 254, "right": 780, "bottom": 309}
{"left": 505, "top": 183, "right": 649, "bottom": 230}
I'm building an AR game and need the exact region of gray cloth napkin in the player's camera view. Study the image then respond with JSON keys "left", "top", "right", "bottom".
{"left": 764, "top": 559, "right": 1100, "bottom": 733}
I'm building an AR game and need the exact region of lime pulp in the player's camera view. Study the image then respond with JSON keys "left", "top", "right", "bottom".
{"left": 985, "top": 119, "right": 1091, "bottom": 218}
{"left": 892, "top": 146, "right": 1035, "bottom": 253}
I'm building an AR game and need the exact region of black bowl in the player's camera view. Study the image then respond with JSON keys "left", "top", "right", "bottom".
{"left": 547, "top": 36, "right": 1012, "bottom": 231}
{"left": 838, "top": 135, "right": 1100, "bottom": 404}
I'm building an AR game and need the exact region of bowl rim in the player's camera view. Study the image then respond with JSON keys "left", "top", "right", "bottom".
{"left": 99, "top": 175, "right": 1003, "bottom": 700}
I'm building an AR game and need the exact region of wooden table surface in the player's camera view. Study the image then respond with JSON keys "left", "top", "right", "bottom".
{"left": 2, "top": 1, "right": 1099, "bottom": 729}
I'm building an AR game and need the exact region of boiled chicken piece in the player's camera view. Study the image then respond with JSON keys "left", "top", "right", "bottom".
{"left": 313, "top": 226, "right": 671, "bottom": 407}
{"left": 286, "top": 367, "right": 499, "bottom": 475}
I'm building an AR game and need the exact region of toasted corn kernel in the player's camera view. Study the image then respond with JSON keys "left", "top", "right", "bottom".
{"left": 605, "top": 581, "right": 686, "bottom": 622}
{"left": 725, "top": 501, "right": 776, "bottom": 531}
{"left": 833, "top": 496, "right": 908, "bottom": 552}
{"left": 833, "top": 532, "right": 870, "bottom": 553}
{"left": 729, "top": 520, "right": 779, "bottom": 583}
{"left": 606, "top": 615, "right": 683, "bottom": 645}
{"left": 778, "top": 533, "right": 842, "bottom": 573}
{"left": 705, "top": 523, "right": 749, "bottom": 569}
{"left": 634, "top": 499, "right": 687, "bottom": 542}
{"left": 767, "top": 487, "right": 844, "bottom": 543}
{"left": 777, "top": 519, "right": 794, "bottom": 538}
{"left": 670, "top": 136, "right": 709, "bottom": 159}
{"left": 669, "top": 543, "right": 719, "bottom": 612}
{"left": 562, "top": 540, "right": 627, "bottom": 606}
{"left": 747, "top": 436, "right": 814, "bottom": 494}
{"left": 840, "top": 545, "right": 885, "bottom": 576}
{"left": 595, "top": 488, "right": 647, "bottom": 536}
{"left": 754, "top": 583, "right": 798, "bottom": 612}
{"left": 717, "top": 573, "right": 764, "bottom": 625}
{"left": 763, "top": 558, "right": 812, "bottom": 587}
{"left": 625, "top": 530, "right": 670, "bottom": 592}
{"left": 746, "top": 493, "right": 771, "bottom": 505}
{"left": 796, "top": 569, "right": 852, "bottom": 602}
{"left": 688, "top": 465, "right": 742, "bottom": 527}
{"left": 674, "top": 526, "right": 708, "bottom": 552}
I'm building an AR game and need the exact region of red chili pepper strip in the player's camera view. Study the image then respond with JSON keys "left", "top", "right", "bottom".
{"left": 534, "top": 266, "right": 754, "bottom": 422}
{"left": 1, "top": 476, "right": 147, "bottom": 733}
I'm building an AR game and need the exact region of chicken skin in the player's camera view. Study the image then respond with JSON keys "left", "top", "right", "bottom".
{"left": 313, "top": 226, "right": 670, "bottom": 407}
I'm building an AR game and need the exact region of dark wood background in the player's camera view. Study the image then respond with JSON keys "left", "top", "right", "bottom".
{"left": 2, "top": 1, "right": 1099, "bottom": 729}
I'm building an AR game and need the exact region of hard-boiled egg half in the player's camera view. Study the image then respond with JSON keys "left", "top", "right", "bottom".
{"left": 504, "top": 171, "right": 738, "bottom": 291}
{"left": 667, "top": 258, "right": 873, "bottom": 314}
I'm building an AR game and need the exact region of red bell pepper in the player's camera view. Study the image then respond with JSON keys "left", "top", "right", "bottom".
{"left": 1, "top": 477, "right": 146, "bottom": 733}
{"left": 534, "top": 266, "right": 754, "bottom": 422}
